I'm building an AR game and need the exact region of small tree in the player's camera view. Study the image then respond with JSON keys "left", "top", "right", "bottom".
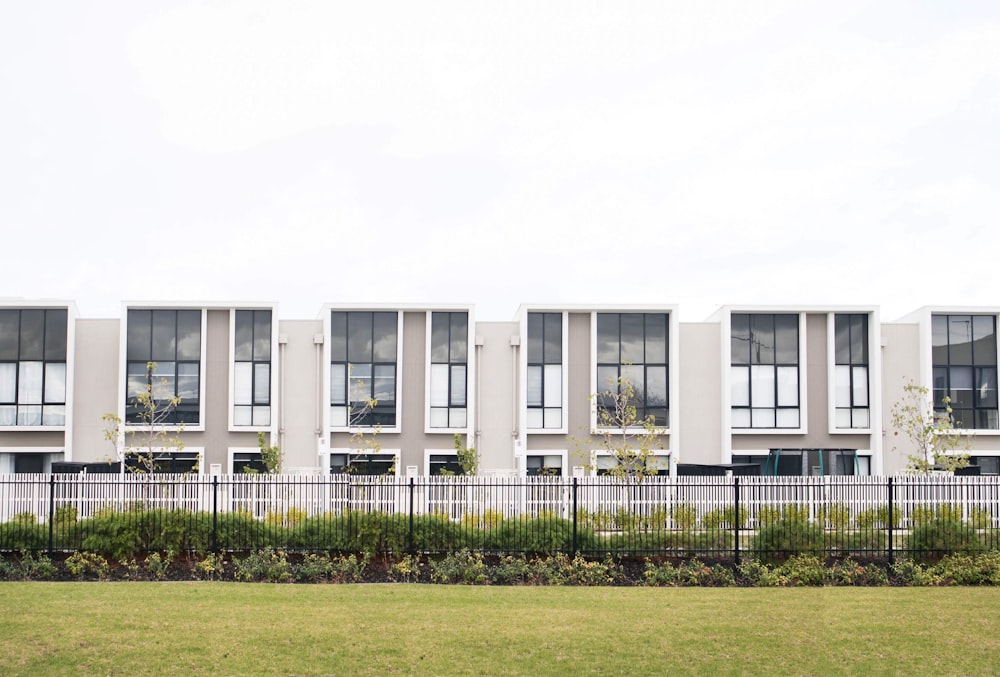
{"left": 102, "top": 362, "right": 187, "bottom": 474}
{"left": 890, "top": 380, "right": 971, "bottom": 474}
{"left": 344, "top": 393, "right": 384, "bottom": 474}
{"left": 257, "top": 432, "right": 283, "bottom": 474}
{"left": 589, "top": 374, "right": 666, "bottom": 479}
{"left": 454, "top": 434, "right": 479, "bottom": 476}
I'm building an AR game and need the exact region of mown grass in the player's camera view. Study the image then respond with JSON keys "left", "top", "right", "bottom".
{"left": 1, "top": 584, "right": 999, "bottom": 675}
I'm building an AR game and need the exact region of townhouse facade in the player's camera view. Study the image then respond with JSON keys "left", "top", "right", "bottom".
{"left": 2, "top": 299, "right": 998, "bottom": 477}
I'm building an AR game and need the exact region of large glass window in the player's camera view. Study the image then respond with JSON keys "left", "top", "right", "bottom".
{"left": 731, "top": 313, "right": 799, "bottom": 429}
{"left": 762, "top": 449, "right": 867, "bottom": 476}
{"left": 429, "top": 312, "right": 468, "bottom": 429}
{"left": 932, "top": 314, "right": 998, "bottom": 430}
{"left": 234, "top": 310, "right": 271, "bottom": 427}
{"left": 526, "top": 454, "right": 563, "bottom": 476}
{"left": 329, "top": 452, "right": 396, "bottom": 475}
{"left": 834, "top": 314, "right": 870, "bottom": 429}
{"left": 0, "top": 308, "right": 68, "bottom": 426}
{"left": 596, "top": 313, "right": 669, "bottom": 427}
{"left": 330, "top": 312, "right": 398, "bottom": 427}
{"left": 126, "top": 309, "right": 201, "bottom": 425}
{"left": 527, "top": 312, "right": 562, "bottom": 429}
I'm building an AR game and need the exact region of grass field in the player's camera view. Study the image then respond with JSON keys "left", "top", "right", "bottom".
{"left": 2, "top": 584, "right": 999, "bottom": 676}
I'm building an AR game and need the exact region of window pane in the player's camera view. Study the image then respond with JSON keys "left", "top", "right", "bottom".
{"left": 544, "top": 313, "right": 562, "bottom": 364}
{"left": 932, "top": 314, "right": 948, "bottom": 367}
{"left": 835, "top": 365, "right": 850, "bottom": 408}
{"left": 0, "top": 363, "right": 15, "bottom": 402}
{"left": 527, "top": 366, "right": 542, "bottom": 407}
{"left": 18, "top": 362, "right": 42, "bottom": 404}
{"left": 44, "top": 309, "right": 67, "bottom": 361}
{"left": 732, "top": 408, "right": 751, "bottom": 428}
{"left": 776, "top": 366, "right": 798, "bottom": 407}
{"left": 621, "top": 364, "right": 643, "bottom": 407}
{"left": 852, "top": 408, "right": 870, "bottom": 428}
{"left": 18, "top": 310, "right": 44, "bottom": 361}
{"left": 949, "top": 366, "right": 974, "bottom": 411}
{"left": 372, "top": 312, "right": 397, "bottom": 362}
{"left": 175, "top": 310, "right": 201, "bottom": 360}
{"left": 330, "top": 364, "right": 346, "bottom": 405}
{"left": 373, "top": 364, "right": 395, "bottom": 402}
{"left": 750, "top": 365, "right": 775, "bottom": 407}
{"left": 543, "top": 408, "right": 561, "bottom": 429}
{"left": 544, "top": 365, "right": 562, "bottom": 407}
{"left": 17, "top": 405, "right": 41, "bottom": 426}
{"left": 850, "top": 315, "right": 867, "bottom": 364}
{"left": 976, "top": 367, "right": 997, "bottom": 408}
{"left": 330, "top": 312, "right": 347, "bottom": 362}
{"left": 44, "top": 363, "right": 66, "bottom": 404}
{"left": 450, "top": 313, "right": 468, "bottom": 362}
{"left": 526, "top": 408, "right": 543, "bottom": 429}
{"left": 450, "top": 364, "right": 467, "bottom": 406}
{"left": 254, "top": 363, "right": 270, "bottom": 404}
{"left": 775, "top": 408, "right": 799, "bottom": 428}
{"left": 127, "top": 310, "right": 152, "bottom": 361}
{"left": 596, "top": 314, "right": 619, "bottom": 364}
{"left": 0, "top": 405, "right": 14, "bottom": 425}
{"left": 0, "top": 310, "right": 18, "bottom": 360}
{"left": 348, "top": 363, "right": 372, "bottom": 403}
{"left": 597, "top": 365, "right": 618, "bottom": 395}
{"left": 731, "top": 313, "right": 750, "bottom": 365}
{"left": 750, "top": 314, "right": 775, "bottom": 365}
{"left": 330, "top": 405, "right": 347, "bottom": 427}
{"left": 620, "top": 314, "right": 644, "bottom": 364}
{"left": 645, "top": 314, "right": 667, "bottom": 364}
{"left": 234, "top": 405, "right": 252, "bottom": 426}
{"left": 234, "top": 362, "right": 252, "bottom": 405}
{"left": 774, "top": 314, "right": 798, "bottom": 365}
{"left": 646, "top": 365, "right": 667, "bottom": 407}
{"left": 348, "top": 312, "right": 373, "bottom": 363}
{"left": 973, "top": 315, "right": 997, "bottom": 366}
{"left": 449, "top": 408, "right": 467, "bottom": 428}
{"left": 42, "top": 405, "right": 65, "bottom": 426}
{"left": 527, "top": 313, "right": 543, "bottom": 363}
{"left": 730, "top": 366, "right": 749, "bottom": 407}
{"left": 835, "top": 408, "right": 851, "bottom": 428}
{"left": 234, "top": 311, "right": 253, "bottom": 361}
{"left": 430, "top": 407, "right": 448, "bottom": 427}
{"left": 949, "top": 315, "right": 974, "bottom": 365}
{"left": 430, "top": 313, "right": 449, "bottom": 363}
{"left": 852, "top": 366, "right": 868, "bottom": 407}
{"left": 177, "top": 363, "right": 199, "bottom": 401}
{"left": 253, "top": 311, "right": 271, "bottom": 361}
{"left": 151, "top": 310, "right": 177, "bottom": 361}
{"left": 751, "top": 408, "right": 775, "bottom": 428}
{"left": 127, "top": 362, "right": 147, "bottom": 399}
{"left": 834, "top": 315, "right": 850, "bottom": 365}
{"left": 430, "top": 364, "right": 449, "bottom": 407}
{"left": 252, "top": 406, "right": 270, "bottom": 427}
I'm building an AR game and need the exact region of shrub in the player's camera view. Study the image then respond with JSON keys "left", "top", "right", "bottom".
{"left": 817, "top": 504, "right": 851, "bottom": 529}
{"left": 669, "top": 504, "right": 698, "bottom": 529}
{"left": 65, "top": 552, "right": 110, "bottom": 580}
{"left": 0, "top": 513, "right": 47, "bottom": 552}
{"left": 970, "top": 507, "right": 994, "bottom": 529}
{"left": 856, "top": 506, "right": 898, "bottom": 529}
{"left": 754, "top": 506, "right": 782, "bottom": 527}
{"left": 735, "top": 560, "right": 785, "bottom": 587}
{"left": 234, "top": 548, "right": 293, "bottom": 583}
{"left": 889, "top": 559, "right": 940, "bottom": 586}
{"left": 701, "top": 507, "right": 744, "bottom": 530}
{"left": 484, "top": 515, "right": 589, "bottom": 554}
{"left": 908, "top": 505, "right": 937, "bottom": 527}
{"left": 831, "top": 529, "right": 888, "bottom": 558}
{"left": 388, "top": 554, "right": 422, "bottom": 583}
{"left": 296, "top": 553, "right": 368, "bottom": 583}
{"left": 751, "top": 519, "right": 825, "bottom": 564}
{"left": 429, "top": 550, "right": 489, "bottom": 584}
{"left": 493, "top": 555, "right": 533, "bottom": 585}
{"left": 192, "top": 553, "right": 225, "bottom": 581}
{"left": 0, "top": 552, "right": 57, "bottom": 581}
{"left": 774, "top": 554, "right": 825, "bottom": 586}
{"left": 780, "top": 504, "right": 810, "bottom": 524}
{"left": 641, "top": 560, "right": 678, "bottom": 586}
{"left": 827, "top": 559, "right": 889, "bottom": 586}
{"left": 932, "top": 552, "right": 1000, "bottom": 586}
{"left": 530, "top": 553, "right": 623, "bottom": 586}
{"left": 906, "top": 519, "right": 983, "bottom": 562}
{"left": 144, "top": 551, "right": 174, "bottom": 580}
{"left": 675, "top": 559, "right": 735, "bottom": 587}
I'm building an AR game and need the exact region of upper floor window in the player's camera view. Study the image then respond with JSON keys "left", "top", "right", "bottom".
{"left": 429, "top": 312, "right": 468, "bottom": 429}
{"left": 234, "top": 310, "right": 271, "bottom": 427}
{"left": 527, "top": 312, "right": 562, "bottom": 430}
{"left": 330, "top": 311, "right": 398, "bottom": 428}
{"left": 834, "top": 314, "right": 869, "bottom": 429}
{"left": 126, "top": 309, "right": 201, "bottom": 425}
{"left": 932, "top": 314, "right": 998, "bottom": 430}
{"left": 0, "top": 309, "right": 67, "bottom": 426}
{"left": 596, "top": 313, "right": 668, "bottom": 427}
{"left": 731, "top": 313, "right": 799, "bottom": 429}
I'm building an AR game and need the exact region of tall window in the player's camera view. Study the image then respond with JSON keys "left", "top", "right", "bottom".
{"left": 932, "top": 314, "right": 998, "bottom": 430}
{"left": 527, "top": 312, "right": 562, "bottom": 429}
{"left": 596, "top": 313, "right": 668, "bottom": 427}
{"left": 126, "top": 309, "right": 201, "bottom": 424}
{"left": 429, "top": 312, "right": 468, "bottom": 429}
{"left": 0, "top": 309, "right": 68, "bottom": 426}
{"left": 731, "top": 313, "right": 799, "bottom": 429}
{"left": 234, "top": 310, "right": 271, "bottom": 427}
{"left": 834, "top": 314, "right": 869, "bottom": 429}
{"left": 330, "top": 311, "right": 397, "bottom": 427}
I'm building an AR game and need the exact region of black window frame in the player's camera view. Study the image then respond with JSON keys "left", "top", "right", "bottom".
{"left": 0, "top": 308, "right": 68, "bottom": 427}
{"left": 233, "top": 309, "right": 272, "bottom": 427}
{"left": 932, "top": 314, "right": 998, "bottom": 430}
{"left": 834, "top": 313, "right": 870, "bottom": 429}
{"left": 330, "top": 311, "right": 398, "bottom": 428}
{"left": 527, "top": 312, "right": 563, "bottom": 430}
{"left": 329, "top": 452, "right": 396, "bottom": 476}
{"left": 125, "top": 309, "right": 202, "bottom": 425}
{"left": 429, "top": 311, "right": 469, "bottom": 429}
{"left": 595, "top": 312, "right": 669, "bottom": 428}
{"left": 731, "top": 313, "right": 800, "bottom": 429}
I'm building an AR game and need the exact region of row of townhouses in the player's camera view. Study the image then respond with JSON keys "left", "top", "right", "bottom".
{"left": 0, "top": 300, "right": 996, "bottom": 477}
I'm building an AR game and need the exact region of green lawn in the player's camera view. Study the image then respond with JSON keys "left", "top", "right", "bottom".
{"left": 2, "top": 584, "right": 999, "bottom": 675}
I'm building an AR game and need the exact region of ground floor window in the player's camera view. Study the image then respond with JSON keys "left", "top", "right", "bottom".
{"left": 968, "top": 456, "right": 1000, "bottom": 475}
{"left": 744, "top": 449, "right": 869, "bottom": 476}
{"left": 329, "top": 452, "right": 396, "bottom": 475}
{"left": 593, "top": 452, "right": 669, "bottom": 476}
{"left": 428, "top": 453, "right": 462, "bottom": 476}
{"left": 124, "top": 451, "right": 200, "bottom": 474}
{"left": 526, "top": 454, "right": 563, "bottom": 476}
{"left": 0, "top": 452, "right": 64, "bottom": 474}
{"left": 233, "top": 451, "right": 267, "bottom": 474}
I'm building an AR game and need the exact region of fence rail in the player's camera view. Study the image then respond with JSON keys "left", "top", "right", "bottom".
{"left": 2, "top": 474, "right": 999, "bottom": 560}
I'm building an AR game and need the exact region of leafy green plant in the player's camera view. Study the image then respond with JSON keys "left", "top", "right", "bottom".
{"left": 751, "top": 519, "right": 825, "bottom": 564}
{"left": 388, "top": 554, "right": 422, "bottom": 583}
{"left": 906, "top": 519, "right": 983, "bottom": 562}
{"left": 193, "top": 553, "right": 225, "bottom": 581}
{"left": 65, "top": 552, "right": 110, "bottom": 580}
{"left": 429, "top": 550, "right": 490, "bottom": 584}
{"left": 817, "top": 503, "right": 851, "bottom": 529}
{"left": 144, "top": 551, "right": 174, "bottom": 580}
{"left": 234, "top": 548, "right": 293, "bottom": 583}
{"left": 701, "top": 507, "right": 744, "bottom": 530}
{"left": 826, "top": 559, "right": 889, "bottom": 586}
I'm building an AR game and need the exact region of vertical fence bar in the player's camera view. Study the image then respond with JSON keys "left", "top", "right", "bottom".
{"left": 47, "top": 474, "right": 56, "bottom": 555}
{"left": 571, "top": 478, "right": 578, "bottom": 554}
{"left": 733, "top": 477, "right": 741, "bottom": 565}
{"left": 408, "top": 477, "right": 415, "bottom": 555}
{"left": 887, "top": 476, "right": 895, "bottom": 564}
{"left": 212, "top": 476, "right": 218, "bottom": 553}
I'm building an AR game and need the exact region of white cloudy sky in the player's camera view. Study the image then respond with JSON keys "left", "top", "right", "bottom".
{"left": 2, "top": 1, "right": 998, "bottom": 322}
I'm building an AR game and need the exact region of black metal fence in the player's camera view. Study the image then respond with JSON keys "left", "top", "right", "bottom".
{"left": 1, "top": 474, "right": 999, "bottom": 561}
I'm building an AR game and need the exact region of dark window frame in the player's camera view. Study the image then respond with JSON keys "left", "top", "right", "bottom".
{"left": 595, "top": 312, "right": 670, "bottom": 428}
{"left": 932, "top": 314, "right": 998, "bottom": 431}
{"left": 125, "top": 309, "right": 202, "bottom": 425}
{"left": 834, "top": 313, "right": 870, "bottom": 429}
{"left": 0, "top": 308, "right": 68, "bottom": 427}
{"left": 234, "top": 309, "right": 272, "bottom": 427}
{"left": 430, "top": 311, "right": 469, "bottom": 429}
{"left": 731, "top": 313, "right": 800, "bottom": 429}
{"left": 527, "top": 312, "right": 563, "bottom": 429}
{"left": 330, "top": 311, "right": 398, "bottom": 428}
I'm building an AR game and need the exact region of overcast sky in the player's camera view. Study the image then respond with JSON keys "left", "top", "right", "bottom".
{"left": 2, "top": 1, "right": 998, "bottom": 322}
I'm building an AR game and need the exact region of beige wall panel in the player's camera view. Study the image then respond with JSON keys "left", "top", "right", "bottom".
{"left": 70, "top": 319, "right": 119, "bottom": 463}
{"left": 1, "top": 432, "right": 67, "bottom": 450}
{"left": 880, "top": 323, "right": 921, "bottom": 473}
{"left": 678, "top": 322, "right": 721, "bottom": 465}
{"left": 475, "top": 321, "right": 517, "bottom": 473}
{"left": 279, "top": 319, "right": 323, "bottom": 469}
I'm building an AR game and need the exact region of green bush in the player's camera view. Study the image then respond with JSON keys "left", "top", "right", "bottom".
{"left": 144, "top": 551, "right": 174, "bottom": 580}
{"left": 817, "top": 504, "right": 851, "bottom": 529}
{"left": 780, "top": 504, "right": 810, "bottom": 524}
{"left": 889, "top": 560, "right": 941, "bottom": 586}
{"left": 493, "top": 555, "right": 533, "bottom": 585}
{"left": 669, "top": 504, "right": 698, "bottom": 529}
{"left": 0, "top": 513, "right": 47, "bottom": 552}
{"left": 295, "top": 553, "right": 368, "bottom": 583}
{"left": 701, "top": 507, "right": 745, "bottom": 529}
{"left": 530, "top": 553, "right": 623, "bottom": 586}
{"left": 751, "top": 519, "right": 825, "bottom": 564}
{"left": 856, "top": 506, "right": 899, "bottom": 529}
{"left": 0, "top": 551, "right": 57, "bottom": 581}
{"left": 674, "top": 559, "right": 735, "bottom": 587}
{"left": 192, "top": 552, "right": 225, "bottom": 581}
{"left": 830, "top": 529, "right": 888, "bottom": 557}
{"left": 933, "top": 552, "right": 1000, "bottom": 586}
{"left": 429, "top": 550, "right": 490, "bottom": 584}
{"left": 484, "top": 515, "right": 589, "bottom": 554}
{"left": 754, "top": 506, "right": 782, "bottom": 527}
{"left": 906, "top": 519, "right": 983, "bottom": 562}
{"left": 65, "top": 551, "right": 110, "bottom": 580}
{"left": 826, "top": 559, "right": 889, "bottom": 586}
{"left": 234, "top": 548, "right": 293, "bottom": 582}
{"left": 774, "top": 554, "right": 825, "bottom": 586}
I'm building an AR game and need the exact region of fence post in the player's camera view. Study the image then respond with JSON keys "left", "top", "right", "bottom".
{"left": 887, "top": 476, "right": 894, "bottom": 564}
{"left": 408, "top": 477, "right": 415, "bottom": 555}
{"left": 47, "top": 474, "right": 56, "bottom": 556}
{"left": 212, "top": 476, "right": 218, "bottom": 553}
{"left": 733, "top": 477, "right": 741, "bottom": 565}
{"left": 571, "top": 477, "right": 578, "bottom": 554}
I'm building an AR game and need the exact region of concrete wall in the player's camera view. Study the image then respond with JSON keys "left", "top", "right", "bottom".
{"left": 70, "top": 318, "right": 119, "bottom": 463}
{"left": 475, "top": 321, "right": 517, "bottom": 473}
{"left": 278, "top": 319, "right": 323, "bottom": 469}
{"left": 678, "top": 322, "right": 721, "bottom": 465}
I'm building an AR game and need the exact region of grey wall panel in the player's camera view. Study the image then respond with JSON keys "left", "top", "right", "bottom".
{"left": 678, "top": 322, "right": 721, "bottom": 465}
{"left": 279, "top": 320, "right": 323, "bottom": 469}
{"left": 70, "top": 319, "right": 119, "bottom": 463}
